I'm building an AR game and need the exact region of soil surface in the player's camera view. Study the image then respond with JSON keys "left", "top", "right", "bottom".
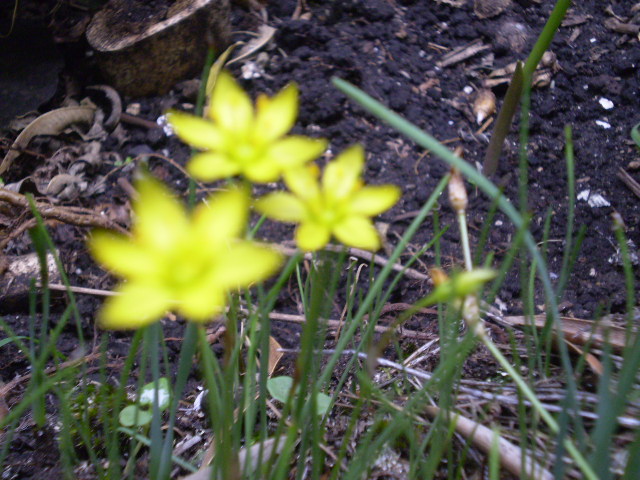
{"left": 1, "top": 0, "right": 639, "bottom": 478}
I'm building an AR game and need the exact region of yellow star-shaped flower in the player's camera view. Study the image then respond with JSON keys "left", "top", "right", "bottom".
{"left": 168, "top": 70, "right": 328, "bottom": 183}
{"left": 88, "top": 174, "right": 282, "bottom": 329}
{"left": 255, "top": 145, "right": 401, "bottom": 251}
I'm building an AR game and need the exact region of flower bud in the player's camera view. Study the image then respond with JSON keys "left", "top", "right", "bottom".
{"left": 448, "top": 167, "right": 468, "bottom": 213}
{"left": 611, "top": 211, "right": 625, "bottom": 230}
{"left": 473, "top": 89, "right": 496, "bottom": 124}
{"left": 430, "top": 267, "right": 449, "bottom": 287}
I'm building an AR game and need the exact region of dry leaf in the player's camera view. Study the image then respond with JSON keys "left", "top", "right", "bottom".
{"left": 474, "top": 0, "right": 511, "bottom": 19}
{"left": 1, "top": 106, "right": 96, "bottom": 175}
{"left": 268, "top": 336, "right": 283, "bottom": 376}
{"left": 484, "top": 52, "right": 558, "bottom": 89}
{"left": 227, "top": 25, "right": 277, "bottom": 66}
{"left": 437, "top": 40, "right": 490, "bottom": 68}
{"left": 565, "top": 339, "right": 604, "bottom": 375}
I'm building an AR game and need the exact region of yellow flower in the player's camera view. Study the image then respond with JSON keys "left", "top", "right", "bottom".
{"left": 255, "top": 145, "right": 401, "bottom": 251}
{"left": 88, "top": 174, "right": 282, "bottom": 329}
{"left": 168, "top": 71, "right": 327, "bottom": 183}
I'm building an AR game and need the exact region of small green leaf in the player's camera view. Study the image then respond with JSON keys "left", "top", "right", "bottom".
{"left": 267, "top": 376, "right": 331, "bottom": 416}
{"left": 119, "top": 405, "right": 152, "bottom": 427}
{"left": 632, "top": 123, "right": 640, "bottom": 149}
{"left": 139, "top": 377, "right": 171, "bottom": 411}
{"left": 316, "top": 392, "right": 331, "bottom": 416}
{"left": 267, "top": 376, "right": 293, "bottom": 404}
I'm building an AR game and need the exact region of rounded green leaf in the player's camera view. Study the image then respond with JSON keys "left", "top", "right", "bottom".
{"left": 315, "top": 392, "right": 331, "bottom": 416}
{"left": 267, "top": 376, "right": 294, "bottom": 404}
{"left": 139, "top": 377, "right": 171, "bottom": 410}
{"left": 119, "top": 405, "right": 152, "bottom": 428}
{"left": 632, "top": 122, "right": 640, "bottom": 148}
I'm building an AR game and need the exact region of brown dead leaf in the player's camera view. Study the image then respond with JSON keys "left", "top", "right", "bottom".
{"left": 565, "top": 340, "right": 604, "bottom": 376}
{"left": 268, "top": 336, "right": 283, "bottom": 376}
{"left": 484, "top": 51, "right": 558, "bottom": 89}
{"left": 474, "top": 0, "right": 511, "bottom": 19}
{"left": 227, "top": 25, "right": 277, "bottom": 66}
{"left": 604, "top": 17, "right": 640, "bottom": 35}
{"left": 437, "top": 39, "right": 490, "bottom": 68}
{"left": 0, "top": 106, "right": 96, "bottom": 176}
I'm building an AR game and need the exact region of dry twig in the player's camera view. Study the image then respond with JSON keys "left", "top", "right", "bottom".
{"left": 0, "top": 187, "right": 128, "bottom": 248}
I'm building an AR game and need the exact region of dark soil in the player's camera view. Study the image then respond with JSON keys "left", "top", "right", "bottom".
{"left": 1, "top": 0, "right": 639, "bottom": 477}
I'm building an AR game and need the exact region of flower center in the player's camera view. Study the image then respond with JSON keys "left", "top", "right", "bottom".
{"left": 308, "top": 194, "right": 346, "bottom": 227}
{"left": 166, "top": 248, "right": 213, "bottom": 292}
{"left": 231, "top": 140, "right": 267, "bottom": 166}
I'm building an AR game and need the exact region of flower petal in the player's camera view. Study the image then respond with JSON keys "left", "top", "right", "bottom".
{"left": 214, "top": 241, "right": 283, "bottom": 289}
{"left": 322, "top": 145, "right": 364, "bottom": 199}
{"left": 187, "top": 152, "right": 241, "bottom": 181}
{"left": 242, "top": 159, "right": 284, "bottom": 183}
{"left": 295, "top": 221, "right": 331, "bottom": 251}
{"left": 89, "top": 230, "right": 159, "bottom": 278}
{"left": 333, "top": 216, "right": 381, "bottom": 251}
{"left": 209, "top": 71, "right": 254, "bottom": 137}
{"left": 266, "top": 136, "right": 327, "bottom": 169}
{"left": 167, "top": 111, "right": 223, "bottom": 150}
{"left": 177, "top": 284, "right": 226, "bottom": 322}
{"left": 193, "top": 187, "right": 249, "bottom": 245}
{"left": 254, "top": 192, "right": 306, "bottom": 222}
{"left": 99, "top": 282, "right": 172, "bottom": 330}
{"left": 253, "top": 83, "right": 298, "bottom": 143}
{"left": 133, "top": 175, "right": 188, "bottom": 252}
{"left": 349, "top": 185, "right": 400, "bottom": 216}
{"left": 283, "top": 165, "right": 320, "bottom": 200}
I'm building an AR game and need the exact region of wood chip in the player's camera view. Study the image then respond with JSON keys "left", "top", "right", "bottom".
{"left": 618, "top": 167, "right": 640, "bottom": 199}
{"left": 437, "top": 40, "right": 490, "bottom": 68}
{"left": 604, "top": 17, "right": 640, "bottom": 35}
{"left": 425, "top": 405, "right": 553, "bottom": 480}
{"left": 474, "top": 0, "right": 511, "bottom": 19}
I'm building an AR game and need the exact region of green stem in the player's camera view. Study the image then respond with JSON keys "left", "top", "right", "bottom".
{"left": 482, "top": 338, "right": 597, "bottom": 480}
{"left": 522, "top": 0, "right": 572, "bottom": 84}
{"left": 457, "top": 211, "right": 473, "bottom": 272}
